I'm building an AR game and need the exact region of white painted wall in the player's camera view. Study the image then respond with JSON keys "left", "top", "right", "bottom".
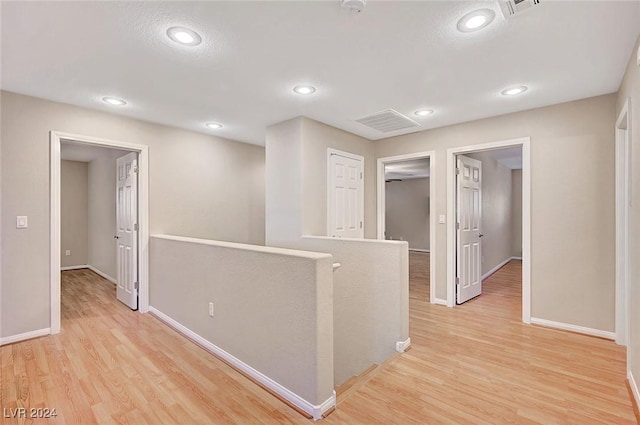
{"left": 511, "top": 169, "right": 523, "bottom": 257}
{"left": 149, "top": 235, "right": 334, "bottom": 410}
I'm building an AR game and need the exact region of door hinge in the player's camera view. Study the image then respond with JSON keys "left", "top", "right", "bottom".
{"left": 360, "top": 221, "right": 363, "bottom": 229}
{"left": 133, "top": 165, "right": 139, "bottom": 173}
{"left": 456, "top": 168, "right": 460, "bottom": 175}
{"left": 134, "top": 281, "right": 139, "bottom": 290}
{"left": 134, "top": 223, "right": 138, "bottom": 231}
{"left": 360, "top": 172, "right": 363, "bottom": 179}
{"left": 456, "top": 222, "right": 460, "bottom": 229}
{"left": 456, "top": 277, "right": 460, "bottom": 287}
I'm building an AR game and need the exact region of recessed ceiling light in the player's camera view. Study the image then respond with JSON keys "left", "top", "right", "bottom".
{"left": 457, "top": 9, "right": 496, "bottom": 33}
{"left": 167, "top": 26, "right": 202, "bottom": 46}
{"left": 501, "top": 86, "right": 528, "bottom": 96}
{"left": 205, "top": 122, "right": 223, "bottom": 129}
{"left": 102, "top": 96, "right": 127, "bottom": 106}
{"left": 415, "top": 109, "right": 434, "bottom": 117}
{"left": 293, "top": 85, "right": 316, "bottom": 95}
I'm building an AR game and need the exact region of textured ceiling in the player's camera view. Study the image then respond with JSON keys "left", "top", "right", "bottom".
{"left": 2, "top": 1, "right": 639, "bottom": 146}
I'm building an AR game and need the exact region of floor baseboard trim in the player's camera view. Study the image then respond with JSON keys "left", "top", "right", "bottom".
{"left": 409, "top": 249, "right": 430, "bottom": 253}
{"left": 530, "top": 317, "right": 615, "bottom": 340}
{"left": 60, "top": 265, "right": 87, "bottom": 271}
{"left": 433, "top": 298, "right": 447, "bottom": 306}
{"left": 628, "top": 371, "right": 640, "bottom": 422}
{"left": 0, "top": 328, "right": 51, "bottom": 346}
{"left": 148, "top": 306, "right": 335, "bottom": 420}
{"left": 511, "top": 256, "right": 523, "bottom": 260}
{"left": 481, "top": 257, "right": 512, "bottom": 281}
{"left": 87, "top": 265, "right": 117, "bottom": 284}
{"left": 395, "top": 337, "right": 411, "bottom": 353}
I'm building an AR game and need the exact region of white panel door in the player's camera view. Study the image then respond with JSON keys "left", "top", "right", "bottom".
{"left": 116, "top": 152, "right": 138, "bottom": 310}
{"left": 456, "top": 155, "right": 482, "bottom": 304}
{"left": 328, "top": 150, "right": 364, "bottom": 238}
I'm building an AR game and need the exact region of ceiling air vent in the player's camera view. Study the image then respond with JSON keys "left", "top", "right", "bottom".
{"left": 500, "top": 0, "right": 541, "bottom": 18}
{"left": 355, "top": 109, "right": 420, "bottom": 133}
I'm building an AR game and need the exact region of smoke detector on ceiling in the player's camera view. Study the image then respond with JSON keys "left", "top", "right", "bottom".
{"left": 499, "top": 0, "right": 541, "bottom": 18}
{"left": 341, "top": 0, "right": 366, "bottom": 13}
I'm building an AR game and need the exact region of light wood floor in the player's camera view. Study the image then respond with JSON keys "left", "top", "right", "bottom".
{"left": 1, "top": 258, "right": 635, "bottom": 424}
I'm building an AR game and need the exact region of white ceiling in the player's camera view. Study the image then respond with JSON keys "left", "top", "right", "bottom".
{"left": 61, "top": 141, "right": 130, "bottom": 162}
{"left": 486, "top": 146, "right": 523, "bottom": 170}
{"left": 2, "top": 1, "right": 639, "bottom": 146}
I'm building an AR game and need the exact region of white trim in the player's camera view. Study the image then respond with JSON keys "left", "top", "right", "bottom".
{"left": 149, "top": 306, "right": 335, "bottom": 420}
{"left": 481, "top": 258, "right": 510, "bottom": 281}
{"left": 511, "top": 256, "right": 522, "bottom": 261}
{"left": 530, "top": 317, "right": 615, "bottom": 340}
{"left": 628, "top": 370, "right": 640, "bottom": 411}
{"left": 87, "top": 265, "right": 117, "bottom": 284}
{"left": 433, "top": 298, "right": 447, "bottom": 306}
{"left": 615, "top": 97, "right": 631, "bottom": 347}
{"left": 327, "top": 148, "right": 365, "bottom": 238}
{"left": 0, "top": 328, "right": 51, "bottom": 346}
{"left": 377, "top": 151, "right": 436, "bottom": 305}
{"left": 60, "top": 265, "right": 88, "bottom": 271}
{"left": 446, "top": 137, "right": 531, "bottom": 324}
{"left": 409, "top": 248, "right": 430, "bottom": 253}
{"left": 395, "top": 337, "right": 411, "bottom": 353}
{"left": 50, "top": 131, "right": 150, "bottom": 335}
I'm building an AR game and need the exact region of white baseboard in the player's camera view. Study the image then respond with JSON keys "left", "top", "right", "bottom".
{"left": 481, "top": 257, "right": 512, "bottom": 281}
{"left": 628, "top": 370, "right": 640, "bottom": 412}
{"left": 395, "top": 337, "right": 411, "bottom": 353}
{"left": 530, "top": 317, "right": 615, "bottom": 340}
{"left": 409, "top": 249, "right": 430, "bottom": 253}
{"left": 87, "top": 265, "right": 117, "bottom": 284}
{"left": 148, "top": 306, "right": 335, "bottom": 420}
{"left": 433, "top": 298, "right": 447, "bottom": 306}
{"left": 60, "top": 264, "right": 87, "bottom": 271}
{"left": 511, "top": 256, "right": 522, "bottom": 260}
{"left": 0, "top": 328, "right": 51, "bottom": 346}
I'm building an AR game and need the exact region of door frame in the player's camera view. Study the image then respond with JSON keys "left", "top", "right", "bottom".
{"left": 377, "top": 151, "right": 437, "bottom": 304}
{"left": 615, "top": 97, "right": 631, "bottom": 346}
{"left": 50, "top": 130, "right": 150, "bottom": 334}
{"left": 327, "top": 148, "right": 365, "bottom": 238}
{"left": 446, "top": 137, "right": 531, "bottom": 323}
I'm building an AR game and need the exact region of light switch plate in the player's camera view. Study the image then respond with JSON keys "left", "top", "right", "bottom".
{"left": 439, "top": 214, "right": 446, "bottom": 224}
{"left": 16, "top": 216, "right": 28, "bottom": 229}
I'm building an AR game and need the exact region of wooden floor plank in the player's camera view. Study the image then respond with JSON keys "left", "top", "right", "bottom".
{"left": 0, "top": 258, "right": 635, "bottom": 424}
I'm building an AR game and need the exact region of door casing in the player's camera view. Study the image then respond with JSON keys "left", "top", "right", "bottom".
{"left": 446, "top": 137, "right": 531, "bottom": 324}
{"left": 50, "top": 131, "right": 150, "bottom": 334}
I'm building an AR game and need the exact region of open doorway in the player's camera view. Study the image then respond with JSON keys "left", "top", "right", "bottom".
{"left": 50, "top": 131, "right": 150, "bottom": 334}
{"left": 447, "top": 138, "right": 531, "bottom": 323}
{"left": 377, "top": 151, "right": 436, "bottom": 304}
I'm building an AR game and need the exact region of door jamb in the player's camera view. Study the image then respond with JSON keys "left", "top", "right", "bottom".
{"left": 50, "top": 131, "right": 150, "bottom": 334}
{"left": 377, "top": 151, "right": 436, "bottom": 304}
{"left": 327, "top": 148, "right": 365, "bottom": 238}
{"left": 615, "top": 98, "right": 631, "bottom": 346}
{"left": 446, "top": 137, "right": 531, "bottom": 323}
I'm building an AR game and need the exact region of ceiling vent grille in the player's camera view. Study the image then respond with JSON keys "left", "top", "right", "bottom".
{"left": 500, "top": 0, "right": 541, "bottom": 18}
{"left": 354, "top": 109, "right": 420, "bottom": 133}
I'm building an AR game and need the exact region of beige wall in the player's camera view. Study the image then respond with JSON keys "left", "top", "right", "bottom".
{"left": 88, "top": 153, "right": 119, "bottom": 279}
{"left": 1, "top": 91, "right": 265, "bottom": 338}
{"left": 467, "top": 152, "right": 513, "bottom": 276}
{"left": 617, "top": 35, "right": 640, "bottom": 396}
{"left": 511, "top": 169, "right": 523, "bottom": 257}
{"left": 385, "top": 178, "right": 430, "bottom": 250}
{"left": 149, "top": 235, "right": 334, "bottom": 408}
{"left": 301, "top": 117, "right": 376, "bottom": 238}
{"left": 61, "top": 160, "right": 88, "bottom": 267}
{"left": 375, "top": 94, "right": 616, "bottom": 332}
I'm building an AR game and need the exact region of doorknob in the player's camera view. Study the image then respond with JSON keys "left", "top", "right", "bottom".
{"left": 479, "top": 233, "right": 484, "bottom": 238}
{"left": 114, "top": 235, "right": 120, "bottom": 239}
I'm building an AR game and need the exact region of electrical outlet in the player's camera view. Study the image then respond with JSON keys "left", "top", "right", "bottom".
{"left": 65, "top": 250, "right": 71, "bottom": 256}
{"left": 208, "top": 302, "right": 214, "bottom": 317}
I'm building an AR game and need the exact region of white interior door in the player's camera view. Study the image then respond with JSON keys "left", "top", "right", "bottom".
{"left": 116, "top": 152, "right": 138, "bottom": 310}
{"left": 456, "top": 155, "right": 482, "bottom": 304}
{"left": 328, "top": 150, "right": 364, "bottom": 238}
